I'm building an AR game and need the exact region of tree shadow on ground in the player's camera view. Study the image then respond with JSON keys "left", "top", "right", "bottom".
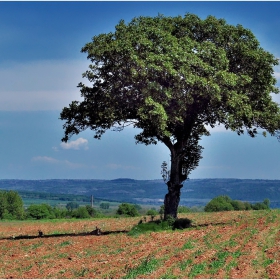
{"left": 1, "top": 228, "right": 128, "bottom": 241}
{"left": 1, "top": 219, "right": 237, "bottom": 241}
{"left": 173, "top": 218, "right": 192, "bottom": 229}
{"left": 174, "top": 218, "right": 237, "bottom": 230}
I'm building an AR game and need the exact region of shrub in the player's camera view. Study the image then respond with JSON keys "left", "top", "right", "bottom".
{"left": 146, "top": 209, "right": 158, "bottom": 216}
{"left": 263, "top": 198, "right": 270, "bottom": 208}
{"left": 129, "top": 217, "right": 192, "bottom": 236}
{"left": 53, "top": 207, "right": 68, "bottom": 219}
{"left": 205, "top": 196, "right": 270, "bottom": 212}
{"left": 243, "top": 202, "right": 252, "bottom": 210}
{"left": 231, "top": 200, "right": 246, "bottom": 211}
{"left": 116, "top": 203, "right": 139, "bottom": 217}
{"left": 165, "top": 215, "right": 176, "bottom": 226}
{"left": 159, "top": 205, "right": 165, "bottom": 220}
{"left": 2, "top": 210, "right": 15, "bottom": 220}
{"left": 178, "top": 205, "right": 191, "bottom": 213}
{"left": 26, "top": 204, "right": 55, "bottom": 220}
{"left": 128, "top": 220, "right": 173, "bottom": 236}
{"left": 72, "top": 206, "right": 91, "bottom": 219}
{"left": 251, "top": 200, "right": 270, "bottom": 210}
{"left": 85, "top": 205, "right": 101, "bottom": 217}
{"left": 204, "top": 196, "right": 234, "bottom": 212}
{"left": 100, "top": 202, "right": 110, "bottom": 209}
{"left": 66, "top": 202, "right": 79, "bottom": 211}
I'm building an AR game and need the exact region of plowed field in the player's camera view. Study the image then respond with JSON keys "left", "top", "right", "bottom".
{"left": 0, "top": 210, "right": 279, "bottom": 278}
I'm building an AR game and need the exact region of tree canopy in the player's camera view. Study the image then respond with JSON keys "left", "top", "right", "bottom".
{"left": 61, "top": 14, "right": 280, "bottom": 219}
{"left": 0, "top": 190, "right": 24, "bottom": 220}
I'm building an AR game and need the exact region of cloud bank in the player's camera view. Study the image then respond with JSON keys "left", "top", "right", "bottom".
{"left": 60, "top": 137, "right": 89, "bottom": 150}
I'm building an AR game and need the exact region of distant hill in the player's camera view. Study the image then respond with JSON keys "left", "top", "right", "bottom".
{"left": 0, "top": 178, "right": 280, "bottom": 208}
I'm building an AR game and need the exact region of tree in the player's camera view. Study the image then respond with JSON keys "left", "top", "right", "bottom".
{"left": 100, "top": 202, "right": 110, "bottom": 209}
{"left": 27, "top": 204, "right": 55, "bottom": 220}
{"left": 116, "top": 203, "right": 139, "bottom": 217}
{"left": 251, "top": 199, "right": 270, "bottom": 210}
{"left": 5, "top": 191, "right": 25, "bottom": 219}
{"left": 178, "top": 205, "right": 191, "bottom": 213}
{"left": 72, "top": 206, "right": 91, "bottom": 219}
{"left": 0, "top": 190, "right": 24, "bottom": 220}
{"left": 263, "top": 198, "right": 270, "bottom": 208}
{"left": 85, "top": 205, "right": 99, "bottom": 217}
{"left": 66, "top": 201, "right": 79, "bottom": 212}
{"left": 231, "top": 200, "right": 246, "bottom": 211}
{"left": 60, "top": 14, "right": 280, "bottom": 219}
{"left": 146, "top": 209, "right": 158, "bottom": 216}
{"left": 204, "top": 195, "right": 234, "bottom": 212}
{"left": 0, "top": 191, "right": 8, "bottom": 219}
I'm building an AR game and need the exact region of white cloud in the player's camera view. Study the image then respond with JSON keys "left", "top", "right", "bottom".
{"left": 32, "top": 156, "right": 59, "bottom": 164}
{"left": 0, "top": 59, "right": 90, "bottom": 111}
{"left": 60, "top": 137, "right": 89, "bottom": 150}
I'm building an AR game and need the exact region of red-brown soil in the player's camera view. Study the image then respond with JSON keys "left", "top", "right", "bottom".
{"left": 0, "top": 210, "right": 279, "bottom": 278}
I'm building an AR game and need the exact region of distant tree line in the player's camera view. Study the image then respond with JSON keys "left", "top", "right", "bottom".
{"left": 18, "top": 191, "right": 98, "bottom": 203}
{"left": 0, "top": 191, "right": 272, "bottom": 221}
{"left": 26, "top": 203, "right": 101, "bottom": 220}
{"left": 115, "top": 204, "right": 193, "bottom": 218}
{"left": 204, "top": 195, "right": 270, "bottom": 212}
{"left": 0, "top": 192, "right": 142, "bottom": 220}
{"left": 0, "top": 190, "right": 103, "bottom": 220}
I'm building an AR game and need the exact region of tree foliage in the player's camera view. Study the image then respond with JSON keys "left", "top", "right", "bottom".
{"left": 0, "top": 190, "right": 24, "bottom": 220}
{"left": 71, "top": 206, "right": 91, "bottom": 219}
{"left": 177, "top": 205, "right": 191, "bottom": 213}
{"left": 116, "top": 203, "right": 139, "bottom": 217}
{"left": 146, "top": 209, "right": 158, "bottom": 216}
{"left": 60, "top": 13, "right": 280, "bottom": 219}
{"left": 26, "top": 204, "right": 56, "bottom": 220}
{"left": 100, "top": 202, "right": 110, "bottom": 209}
{"left": 204, "top": 195, "right": 234, "bottom": 212}
{"left": 66, "top": 201, "right": 79, "bottom": 211}
{"left": 205, "top": 195, "right": 270, "bottom": 212}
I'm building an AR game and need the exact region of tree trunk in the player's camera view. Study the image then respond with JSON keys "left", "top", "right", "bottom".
{"left": 163, "top": 149, "right": 184, "bottom": 220}
{"left": 164, "top": 181, "right": 182, "bottom": 220}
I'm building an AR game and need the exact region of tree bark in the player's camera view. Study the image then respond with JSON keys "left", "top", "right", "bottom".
{"left": 164, "top": 181, "right": 182, "bottom": 220}
{"left": 163, "top": 147, "right": 184, "bottom": 220}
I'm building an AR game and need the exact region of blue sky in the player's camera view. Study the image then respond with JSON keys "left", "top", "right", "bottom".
{"left": 1, "top": 1, "right": 280, "bottom": 180}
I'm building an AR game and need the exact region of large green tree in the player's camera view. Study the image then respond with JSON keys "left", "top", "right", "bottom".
{"left": 60, "top": 14, "right": 280, "bottom": 219}
{"left": 0, "top": 190, "right": 24, "bottom": 220}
